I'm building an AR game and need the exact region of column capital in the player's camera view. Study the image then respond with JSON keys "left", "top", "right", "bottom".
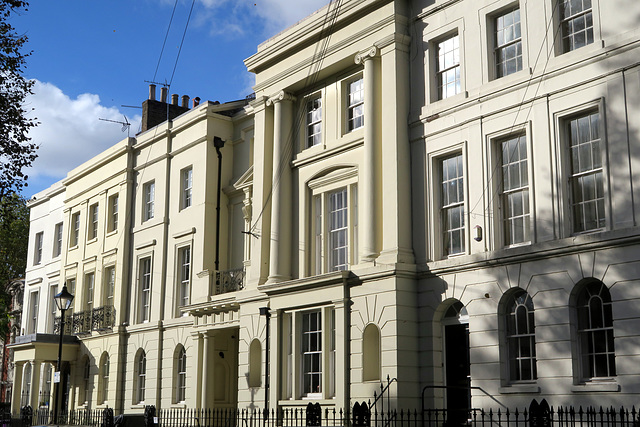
{"left": 266, "top": 90, "right": 296, "bottom": 106}
{"left": 354, "top": 46, "right": 379, "bottom": 64}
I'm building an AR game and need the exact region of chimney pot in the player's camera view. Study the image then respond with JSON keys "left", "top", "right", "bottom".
{"left": 171, "top": 94, "right": 179, "bottom": 105}
{"left": 193, "top": 97, "right": 201, "bottom": 108}
{"left": 181, "top": 95, "right": 190, "bottom": 108}
{"left": 149, "top": 84, "right": 156, "bottom": 101}
{"left": 160, "top": 87, "right": 168, "bottom": 103}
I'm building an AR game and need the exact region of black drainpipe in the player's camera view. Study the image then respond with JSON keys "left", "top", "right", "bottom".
{"left": 214, "top": 137, "right": 225, "bottom": 280}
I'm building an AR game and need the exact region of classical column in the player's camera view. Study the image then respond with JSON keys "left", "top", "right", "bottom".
{"left": 29, "top": 360, "right": 41, "bottom": 408}
{"left": 201, "top": 332, "right": 211, "bottom": 408}
{"left": 11, "top": 362, "right": 24, "bottom": 413}
{"left": 266, "top": 91, "right": 296, "bottom": 283}
{"left": 355, "top": 47, "right": 380, "bottom": 262}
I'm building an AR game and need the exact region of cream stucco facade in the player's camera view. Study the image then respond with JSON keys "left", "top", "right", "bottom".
{"left": 12, "top": 0, "right": 640, "bottom": 418}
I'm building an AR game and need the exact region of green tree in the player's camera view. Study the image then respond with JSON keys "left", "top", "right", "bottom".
{"left": 0, "top": 0, "right": 37, "bottom": 199}
{"left": 0, "top": 194, "right": 29, "bottom": 336}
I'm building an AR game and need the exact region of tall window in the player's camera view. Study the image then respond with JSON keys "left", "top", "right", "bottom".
{"left": 307, "top": 96, "right": 322, "bottom": 147}
{"left": 567, "top": 110, "right": 604, "bottom": 233}
{"left": 29, "top": 291, "right": 39, "bottom": 334}
{"left": 100, "top": 354, "right": 109, "bottom": 404}
{"left": 89, "top": 203, "right": 99, "bottom": 240}
{"left": 139, "top": 257, "right": 152, "bottom": 322}
{"left": 176, "top": 347, "right": 187, "bottom": 403}
{"left": 301, "top": 311, "right": 322, "bottom": 396}
{"left": 181, "top": 167, "right": 193, "bottom": 210}
{"left": 436, "top": 34, "right": 460, "bottom": 100}
{"left": 312, "top": 183, "right": 357, "bottom": 274}
{"left": 504, "top": 290, "right": 537, "bottom": 381}
{"left": 50, "top": 284, "right": 58, "bottom": 333}
{"left": 34, "top": 232, "right": 43, "bottom": 265}
{"left": 500, "top": 135, "right": 530, "bottom": 245}
{"left": 104, "top": 266, "right": 115, "bottom": 307}
{"left": 71, "top": 212, "right": 80, "bottom": 247}
{"left": 53, "top": 223, "right": 63, "bottom": 257}
{"left": 575, "top": 280, "right": 616, "bottom": 379}
{"left": 143, "top": 181, "right": 155, "bottom": 222}
{"left": 347, "top": 77, "right": 364, "bottom": 131}
{"left": 178, "top": 246, "right": 191, "bottom": 309}
{"left": 136, "top": 351, "right": 146, "bottom": 404}
{"left": 560, "top": 0, "right": 593, "bottom": 52}
{"left": 441, "top": 154, "right": 465, "bottom": 256}
{"left": 84, "top": 272, "right": 95, "bottom": 313}
{"left": 82, "top": 358, "right": 91, "bottom": 404}
{"left": 67, "top": 278, "right": 76, "bottom": 312}
{"left": 108, "top": 194, "right": 118, "bottom": 232}
{"left": 495, "top": 8, "right": 522, "bottom": 78}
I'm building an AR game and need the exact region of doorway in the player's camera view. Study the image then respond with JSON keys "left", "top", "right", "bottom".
{"left": 442, "top": 302, "right": 470, "bottom": 426}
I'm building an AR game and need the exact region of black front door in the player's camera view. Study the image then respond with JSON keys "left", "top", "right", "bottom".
{"left": 444, "top": 323, "right": 471, "bottom": 426}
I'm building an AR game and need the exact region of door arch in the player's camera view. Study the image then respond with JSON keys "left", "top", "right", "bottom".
{"left": 441, "top": 301, "right": 470, "bottom": 426}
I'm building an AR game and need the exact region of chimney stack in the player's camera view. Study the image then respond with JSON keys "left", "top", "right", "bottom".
{"left": 171, "top": 94, "right": 179, "bottom": 105}
{"left": 181, "top": 95, "right": 190, "bottom": 108}
{"left": 160, "top": 87, "right": 168, "bottom": 103}
{"left": 149, "top": 84, "right": 156, "bottom": 101}
{"left": 193, "top": 97, "right": 201, "bottom": 108}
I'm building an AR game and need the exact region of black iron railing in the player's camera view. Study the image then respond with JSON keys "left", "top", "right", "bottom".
{"left": 216, "top": 268, "right": 245, "bottom": 295}
{"left": 53, "top": 305, "right": 115, "bottom": 335}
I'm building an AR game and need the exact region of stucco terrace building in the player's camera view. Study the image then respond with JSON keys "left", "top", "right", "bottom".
{"left": 10, "top": 0, "right": 640, "bottom": 420}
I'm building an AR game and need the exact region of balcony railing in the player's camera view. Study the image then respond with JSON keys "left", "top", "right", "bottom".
{"left": 53, "top": 305, "right": 115, "bottom": 335}
{"left": 215, "top": 268, "right": 245, "bottom": 295}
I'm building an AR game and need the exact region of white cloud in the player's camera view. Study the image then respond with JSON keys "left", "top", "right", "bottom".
{"left": 197, "top": 0, "right": 331, "bottom": 37}
{"left": 24, "top": 80, "right": 140, "bottom": 188}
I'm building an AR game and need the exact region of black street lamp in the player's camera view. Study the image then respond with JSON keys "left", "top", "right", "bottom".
{"left": 53, "top": 283, "right": 74, "bottom": 424}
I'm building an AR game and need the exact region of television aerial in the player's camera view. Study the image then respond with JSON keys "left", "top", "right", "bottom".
{"left": 99, "top": 115, "right": 131, "bottom": 137}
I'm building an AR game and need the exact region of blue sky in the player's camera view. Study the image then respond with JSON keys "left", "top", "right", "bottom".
{"left": 13, "top": 0, "right": 329, "bottom": 198}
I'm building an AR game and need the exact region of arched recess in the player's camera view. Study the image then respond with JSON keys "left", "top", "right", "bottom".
{"left": 498, "top": 288, "right": 537, "bottom": 383}
{"left": 98, "top": 352, "right": 110, "bottom": 405}
{"left": 570, "top": 278, "right": 616, "bottom": 381}
{"left": 362, "top": 323, "right": 381, "bottom": 381}
{"left": 248, "top": 339, "right": 262, "bottom": 387}
{"left": 133, "top": 349, "right": 146, "bottom": 405}
{"left": 174, "top": 345, "right": 187, "bottom": 403}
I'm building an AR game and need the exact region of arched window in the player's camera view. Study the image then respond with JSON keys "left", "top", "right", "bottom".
{"left": 248, "top": 339, "right": 261, "bottom": 388}
{"left": 175, "top": 346, "right": 187, "bottom": 403}
{"left": 362, "top": 324, "right": 381, "bottom": 381}
{"left": 575, "top": 280, "right": 616, "bottom": 379}
{"left": 135, "top": 350, "right": 146, "bottom": 404}
{"left": 99, "top": 353, "right": 109, "bottom": 404}
{"left": 23, "top": 362, "right": 32, "bottom": 405}
{"left": 82, "top": 357, "right": 91, "bottom": 405}
{"left": 503, "top": 289, "right": 537, "bottom": 381}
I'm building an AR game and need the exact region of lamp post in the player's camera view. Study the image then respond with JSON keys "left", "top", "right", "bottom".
{"left": 52, "top": 283, "right": 74, "bottom": 425}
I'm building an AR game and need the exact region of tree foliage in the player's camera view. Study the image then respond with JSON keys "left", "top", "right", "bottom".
{"left": 0, "top": 193, "right": 29, "bottom": 336}
{"left": 0, "top": 0, "right": 37, "bottom": 199}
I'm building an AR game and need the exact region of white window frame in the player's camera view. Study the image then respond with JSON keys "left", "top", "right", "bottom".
{"left": 108, "top": 194, "right": 118, "bottom": 233}
{"left": 306, "top": 95, "right": 322, "bottom": 148}
{"left": 308, "top": 168, "right": 358, "bottom": 275}
{"left": 71, "top": 212, "right": 80, "bottom": 248}
{"left": 440, "top": 153, "right": 466, "bottom": 257}
{"left": 136, "top": 351, "right": 146, "bottom": 404}
{"left": 497, "top": 133, "right": 531, "bottom": 246}
{"left": 502, "top": 289, "right": 537, "bottom": 383}
{"left": 89, "top": 203, "right": 99, "bottom": 240}
{"left": 557, "top": 104, "right": 608, "bottom": 236}
{"left": 138, "top": 257, "right": 152, "bottom": 323}
{"left": 103, "top": 265, "right": 115, "bottom": 307}
{"left": 84, "top": 272, "right": 95, "bottom": 313}
{"left": 53, "top": 223, "right": 63, "bottom": 257}
{"left": 100, "top": 353, "right": 109, "bottom": 404}
{"left": 177, "top": 245, "right": 191, "bottom": 311}
{"left": 143, "top": 181, "right": 155, "bottom": 222}
{"left": 181, "top": 167, "right": 193, "bottom": 210}
{"left": 559, "top": 0, "right": 594, "bottom": 53}
{"left": 175, "top": 346, "right": 187, "bottom": 403}
{"left": 28, "top": 290, "right": 39, "bottom": 334}
{"left": 49, "top": 284, "right": 58, "bottom": 333}
{"left": 82, "top": 358, "right": 91, "bottom": 405}
{"left": 34, "top": 231, "right": 43, "bottom": 265}
{"left": 435, "top": 33, "right": 461, "bottom": 100}
{"left": 346, "top": 76, "right": 364, "bottom": 132}
{"left": 66, "top": 278, "right": 76, "bottom": 312}
{"left": 494, "top": 6, "right": 523, "bottom": 78}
